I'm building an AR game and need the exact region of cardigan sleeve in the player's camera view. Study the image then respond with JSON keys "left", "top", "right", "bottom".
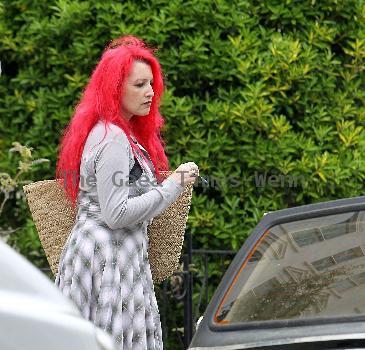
{"left": 94, "top": 135, "right": 184, "bottom": 230}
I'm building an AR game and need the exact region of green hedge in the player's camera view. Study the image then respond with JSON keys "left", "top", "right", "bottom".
{"left": 2, "top": 0, "right": 365, "bottom": 295}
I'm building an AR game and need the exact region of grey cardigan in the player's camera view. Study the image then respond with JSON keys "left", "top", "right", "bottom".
{"left": 78, "top": 120, "right": 184, "bottom": 230}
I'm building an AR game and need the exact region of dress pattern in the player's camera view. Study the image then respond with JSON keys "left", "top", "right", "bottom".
{"left": 55, "top": 121, "right": 183, "bottom": 349}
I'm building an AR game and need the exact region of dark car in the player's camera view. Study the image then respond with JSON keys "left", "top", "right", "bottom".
{"left": 189, "top": 196, "right": 365, "bottom": 350}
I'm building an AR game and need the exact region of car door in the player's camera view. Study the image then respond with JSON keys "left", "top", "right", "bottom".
{"left": 190, "top": 196, "right": 365, "bottom": 350}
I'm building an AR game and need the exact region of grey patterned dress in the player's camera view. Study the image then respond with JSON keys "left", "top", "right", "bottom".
{"left": 55, "top": 121, "right": 184, "bottom": 349}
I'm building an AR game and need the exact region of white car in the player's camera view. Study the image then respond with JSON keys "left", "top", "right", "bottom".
{"left": 0, "top": 240, "right": 115, "bottom": 350}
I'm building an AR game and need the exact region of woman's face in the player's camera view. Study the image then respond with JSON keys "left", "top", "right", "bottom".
{"left": 121, "top": 60, "right": 154, "bottom": 120}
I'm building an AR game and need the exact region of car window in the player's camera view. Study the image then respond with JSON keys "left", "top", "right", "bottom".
{"left": 214, "top": 211, "right": 365, "bottom": 324}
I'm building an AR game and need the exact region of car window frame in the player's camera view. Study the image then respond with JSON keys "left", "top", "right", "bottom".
{"left": 208, "top": 195, "right": 365, "bottom": 332}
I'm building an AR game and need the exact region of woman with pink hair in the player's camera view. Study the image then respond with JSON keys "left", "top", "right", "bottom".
{"left": 54, "top": 35, "right": 199, "bottom": 349}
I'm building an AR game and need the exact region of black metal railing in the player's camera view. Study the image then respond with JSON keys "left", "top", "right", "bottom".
{"left": 158, "top": 232, "right": 236, "bottom": 349}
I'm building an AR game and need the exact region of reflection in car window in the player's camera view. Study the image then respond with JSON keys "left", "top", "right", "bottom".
{"left": 215, "top": 212, "right": 365, "bottom": 324}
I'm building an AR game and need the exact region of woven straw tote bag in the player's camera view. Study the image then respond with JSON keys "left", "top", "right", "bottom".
{"left": 23, "top": 172, "right": 193, "bottom": 284}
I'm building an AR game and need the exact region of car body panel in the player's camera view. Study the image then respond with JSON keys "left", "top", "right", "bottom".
{"left": 0, "top": 241, "right": 115, "bottom": 350}
{"left": 0, "top": 241, "right": 78, "bottom": 315}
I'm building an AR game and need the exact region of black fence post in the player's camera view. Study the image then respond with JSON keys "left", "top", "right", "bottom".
{"left": 183, "top": 232, "right": 193, "bottom": 348}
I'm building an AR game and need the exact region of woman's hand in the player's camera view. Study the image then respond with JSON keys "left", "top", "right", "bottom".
{"left": 168, "top": 162, "right": 199, "bottom": 188}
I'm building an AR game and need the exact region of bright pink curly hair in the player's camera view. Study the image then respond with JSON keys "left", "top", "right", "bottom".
{"left": 55, "top": 35, "right": 170, "bottom": 208}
